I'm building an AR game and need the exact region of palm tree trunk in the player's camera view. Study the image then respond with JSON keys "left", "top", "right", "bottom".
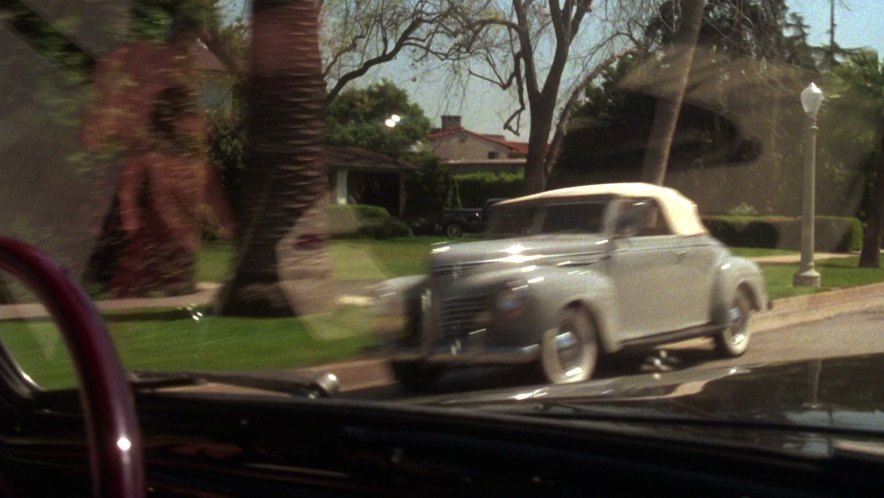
{"left": 640, "top": 0, "right": 705, "bottom": 185}
{"left": 217, "top": 0, "right": 331, "bottom": 316}
{"left": 859, "top": 134, "right": 884, "bottom": 267}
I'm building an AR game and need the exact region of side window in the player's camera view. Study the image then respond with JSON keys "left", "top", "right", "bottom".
{"left": 486, "top": 206, "right": 537, "bottom": 237}
{"left": 617, "top": 199, "right": 673, "bottom": 237}
{"left": 540, "top": 203, "right": 606, "bottom": 234}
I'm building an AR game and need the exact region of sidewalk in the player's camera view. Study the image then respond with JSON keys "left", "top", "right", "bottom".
{"left": 0, "top": 282, "right": 224, "bottom": 320}
{"left": 750, "top": 252, "right": 854, "bottom": 264}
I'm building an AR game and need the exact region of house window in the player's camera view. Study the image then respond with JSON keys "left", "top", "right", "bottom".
{"left": 487, "top": 151, "right": 499, "bottom": 159}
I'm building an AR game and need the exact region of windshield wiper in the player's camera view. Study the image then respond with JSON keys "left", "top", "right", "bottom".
{"left": 126, "top": 370, "right": 340, "bottom": 399}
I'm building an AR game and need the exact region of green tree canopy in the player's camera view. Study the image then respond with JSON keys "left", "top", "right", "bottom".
{"left": 826, "top": 50, "right": 884, "bottom": 267}
{"left": 557, "top": 0, "right": 823, "bottom": 215}
{"left": 326, "top": 80, "right": 430, "bottom": 158}
{"left": 130, "top": 0, "right": 221, "bottom": 41}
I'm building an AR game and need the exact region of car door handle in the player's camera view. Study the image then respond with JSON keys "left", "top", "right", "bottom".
{"left": 675, "top": 250, "right": 688, "bottom": 263}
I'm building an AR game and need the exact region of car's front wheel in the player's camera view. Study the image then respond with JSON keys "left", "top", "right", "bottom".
{"left": 445, "top": 223, "right": 464, "bottom": 238}
{"left": 715, "top": 288, "right": 752, "bottom": 357}
{"left": 391, "top": 360, "right": 444, "bottom": 391}
{"left": 539, "top": 307, "right": 598, "bottom": 384}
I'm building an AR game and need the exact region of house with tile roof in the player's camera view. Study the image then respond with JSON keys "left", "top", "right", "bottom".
{"left": 428, "top": 116, "right": 528, "bottom": 174}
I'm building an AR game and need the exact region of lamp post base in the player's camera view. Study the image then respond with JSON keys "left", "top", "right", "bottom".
{"left": 793, "top": 269, "right": 821, "bottom": 288}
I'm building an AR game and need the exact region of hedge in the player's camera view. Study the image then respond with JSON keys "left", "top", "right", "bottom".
{"left": 327, "top": 204, "right": 413, "bottom": 239}
{"left": 702, "top": 215, "right": 862, "bottom": 252}
{"left": 454, "top": 172, "right": 524, "bottom": 208}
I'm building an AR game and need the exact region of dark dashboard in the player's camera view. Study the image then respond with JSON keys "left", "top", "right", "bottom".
{"left": 4, "top": 387, "right": 884, "bottom": 497}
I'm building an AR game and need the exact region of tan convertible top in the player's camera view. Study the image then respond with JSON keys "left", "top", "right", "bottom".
{"left": 495, "top": 182, "right": 708, "bottom": 236}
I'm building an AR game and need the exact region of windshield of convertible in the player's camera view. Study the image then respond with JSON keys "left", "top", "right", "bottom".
{"left": 484, "top": 201, "right": 608, "bottom": 239}
{"left": 2, "top": 0, "right": 884, "bottom": 440}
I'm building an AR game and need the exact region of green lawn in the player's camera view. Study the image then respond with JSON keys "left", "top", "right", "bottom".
{"left": 198, "top": 236, "right": 468, "bottom": 282}
{"left": 197, "top": 242, "right": 237, "bottom": 283}
{"left": 1, "top": 306, "right": 376, "bottom": 390}
{"left": 759, "top": 257, "right": 884, "bottom": 299}
{"left": 729, "top": 247, "right": 799, "bottom": 258}
{"left": 1, "top": 236, "right": 470, "bottom": 390}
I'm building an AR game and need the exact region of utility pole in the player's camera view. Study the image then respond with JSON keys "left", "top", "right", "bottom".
{"left": 828, "top": 0, "right": 836, "bottom": 67}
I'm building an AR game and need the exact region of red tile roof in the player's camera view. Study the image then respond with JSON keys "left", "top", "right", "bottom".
{"left": 428, "top": 127, "right": 530, "bottom": 155}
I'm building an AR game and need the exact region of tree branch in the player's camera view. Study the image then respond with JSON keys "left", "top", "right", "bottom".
{"left": 544, "top": 49, "right": 628, "bottom": 178}
{"left": 325, "top": 16, "right": 424, "bottom": 104}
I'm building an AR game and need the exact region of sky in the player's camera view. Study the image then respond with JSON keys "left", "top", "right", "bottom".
{"left": 225, "top": 0, "right": 883, "bottom": 139}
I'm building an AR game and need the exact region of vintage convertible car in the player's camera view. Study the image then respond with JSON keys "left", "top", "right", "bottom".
{"left": 377, "top": 183, "right": 769, "bottom": 388}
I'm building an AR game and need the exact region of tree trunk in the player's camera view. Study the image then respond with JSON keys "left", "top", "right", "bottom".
{"left": 217, "top": 0, "right": 331, "bottom": 316}
{"left": 640, "top": 0, "right": 705, "bottom": 185}
{"left": 523, "top": 105, "right": 556, "bottom": 194}
{"left": 859, "top": 134, "right": 884, "bottom": 267}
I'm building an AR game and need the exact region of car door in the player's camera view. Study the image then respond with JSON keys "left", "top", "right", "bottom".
{"left": 674, "top": 234, "right": 720, "bottom": 327}
{"left": 608, "top": 198, "right": 699, "bottom": 339}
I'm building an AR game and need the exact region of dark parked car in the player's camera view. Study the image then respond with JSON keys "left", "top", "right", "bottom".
{"left": 437, "top": 198, "right": 507, "bottom": 237}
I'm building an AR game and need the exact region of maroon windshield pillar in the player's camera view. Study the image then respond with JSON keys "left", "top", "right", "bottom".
{"left": 0, "top": 237, "right": 145, "bottom": 498}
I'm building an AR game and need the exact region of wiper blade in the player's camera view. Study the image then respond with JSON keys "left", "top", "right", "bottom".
{"left": 126, "top": 370, "right": 340, "bottom": 399}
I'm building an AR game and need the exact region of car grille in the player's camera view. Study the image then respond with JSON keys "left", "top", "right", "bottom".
{"left": 430, "top": 262, "right": 485, "bottom": 279}
{"left": 439, "top": 295, "right": 491, "bottom": 338}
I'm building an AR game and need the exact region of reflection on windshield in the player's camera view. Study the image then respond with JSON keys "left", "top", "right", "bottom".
{"left": 1, "top": 0, "right": 884, "bottom": 442}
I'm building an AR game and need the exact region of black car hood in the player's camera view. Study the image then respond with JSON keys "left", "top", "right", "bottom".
{"left": 411, "top": 354, "right": 884, "bottom": 444}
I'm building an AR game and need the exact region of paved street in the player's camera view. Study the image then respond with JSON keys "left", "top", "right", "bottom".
{"left": 341, "top": 304, "right": 884, "bottom": 401}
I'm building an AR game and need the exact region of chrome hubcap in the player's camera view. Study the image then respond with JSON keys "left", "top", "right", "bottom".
{"left": 728, "top": 306, "right": 747, "bottom": 346}
{"left": 555, "top": 330, "right": 584, "bottom": 378}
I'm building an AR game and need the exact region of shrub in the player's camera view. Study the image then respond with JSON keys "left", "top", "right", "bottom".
{"left": 327, "top": 204, "right": 413, "bottom": 239}
{"left": 726, "top": 202, "right": 759, "bottom": 217}
{"left": 702, "top": 215, "right": 863, "bottom": 252}
{"left": 454, "top": 171, "right": 524, "bottom": 207}
{"left": 350, "top": 204, "right": 390, "bottom": 220}
{"left": 403, "top": 156, "right": 460, "bottom": 217}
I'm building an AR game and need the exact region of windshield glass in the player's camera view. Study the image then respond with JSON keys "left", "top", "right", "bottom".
{"left": 2, "top": 0, "right": 884, "bottom": 441}
{"left": 485, "top": 201, "right": 608, "bottom": 238}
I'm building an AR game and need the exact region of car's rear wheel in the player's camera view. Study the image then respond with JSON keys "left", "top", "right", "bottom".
{"left": 539, "top": 307, "right": 598, "bottom": 384}
{"left": 391, "top": 360, "right": 444, "bottom": 391}
{"left": 715, "top": 288, "right": 752, "bottom": 357}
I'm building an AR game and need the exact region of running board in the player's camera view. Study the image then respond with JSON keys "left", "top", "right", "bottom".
{"left": 618, "top": 323, "right": 723, "bottom": 351}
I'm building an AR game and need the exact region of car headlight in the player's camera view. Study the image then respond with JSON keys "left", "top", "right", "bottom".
{"left": 494, "top": 282, "right": 529, "bottom": 317}
{"left": 372, "top": 287, "right": 409, "bottom": 337}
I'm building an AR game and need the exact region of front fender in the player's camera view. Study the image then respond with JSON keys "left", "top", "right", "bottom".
{"left": 524, "top": 265, "right": 620, "bottom": 354}
{"left": 374, "top": 274, "right": 427, "bottom": 334}
{"left": 710, "top": 255, "right": 768, "bottom": 327}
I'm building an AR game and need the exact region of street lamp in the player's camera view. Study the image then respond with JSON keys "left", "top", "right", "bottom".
{"left": 793, "top": 82, "right": 824, "bottom": 287}
{"left": 384, "top": 114, "right": 401, "bottom": 128}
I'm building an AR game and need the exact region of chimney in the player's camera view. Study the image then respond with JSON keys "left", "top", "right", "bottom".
{"left": 441, "top": 115, "right": 462, "bottom": 130}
